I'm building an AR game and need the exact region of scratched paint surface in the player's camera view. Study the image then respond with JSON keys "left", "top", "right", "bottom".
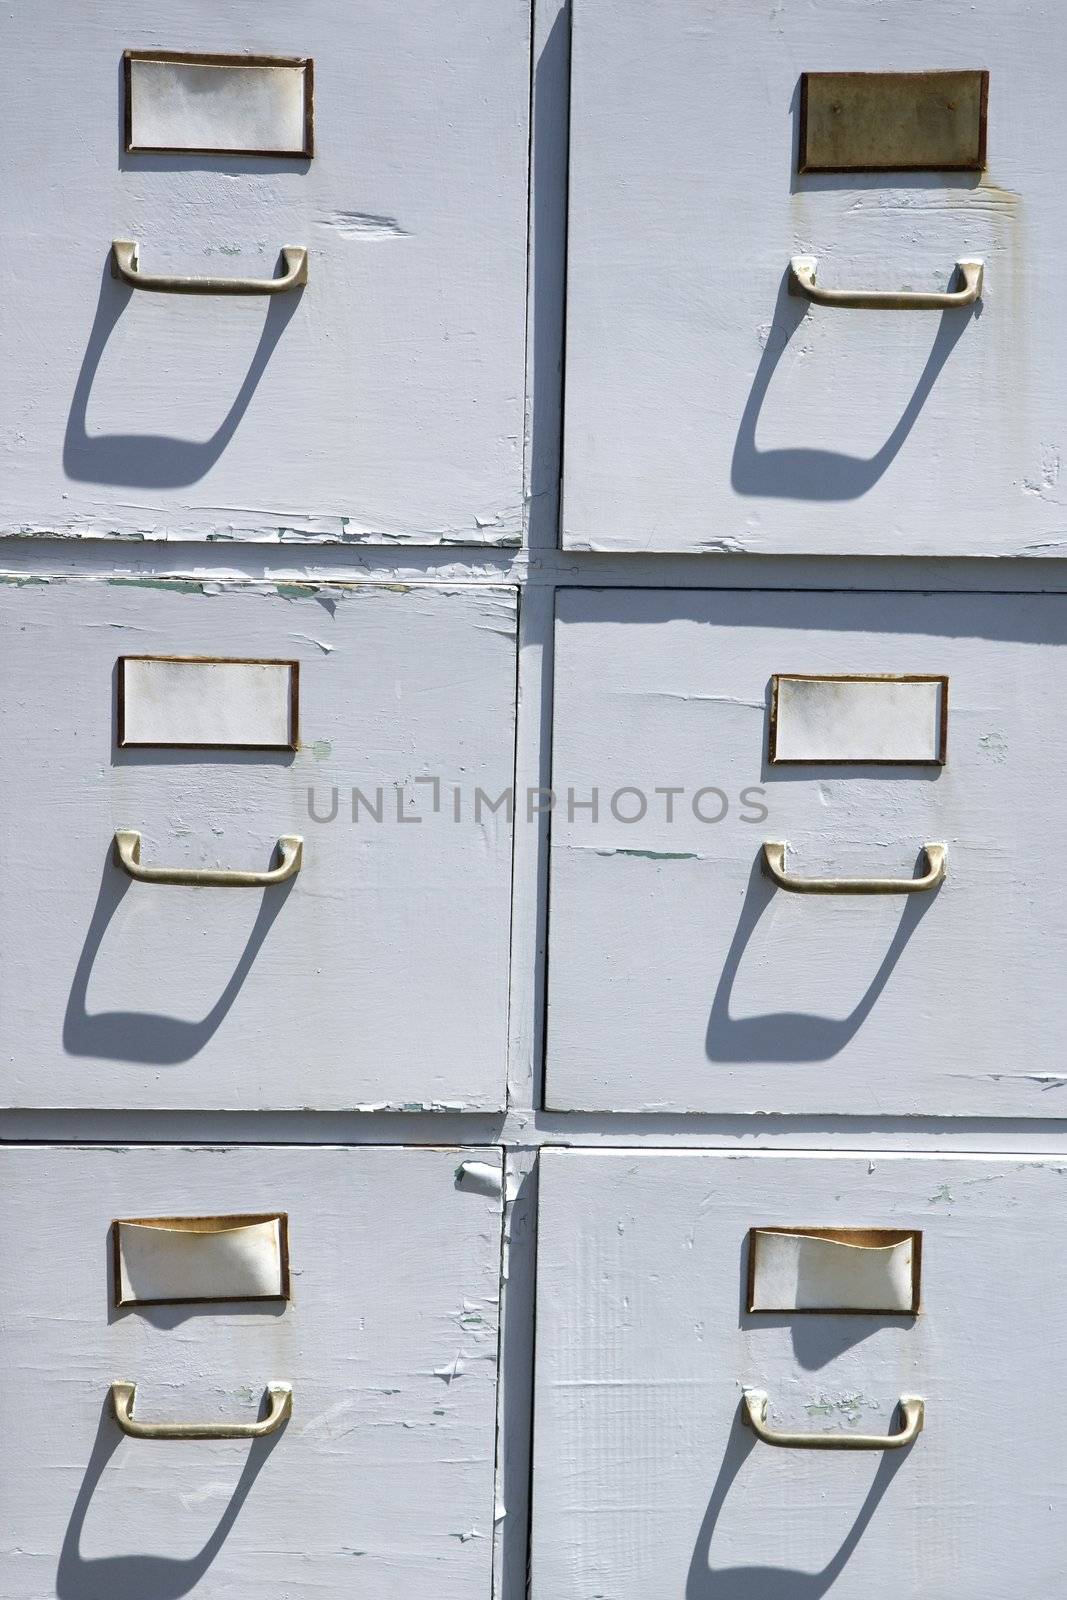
{"left": 547, "top": 588, "right": 1067, "bottom": 1116}
{"left": 0, "top": 1144, "right": 504, "bottom": 1599}
{"left": 0, "top": 579, "right": 518, "bottom": 1110}
{"left": 563, "top": 0, "right": 1066, "bottom": 554}
{"left": 531, "top": 1150, "right": 1067, "bottom": 1599}
{"left": 0, "top": 0, "right": 529, "bottom": 543}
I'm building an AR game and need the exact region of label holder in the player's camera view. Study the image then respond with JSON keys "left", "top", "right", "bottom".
{"left": 112, "top": 1212, "right": 291, "bottom": 1306}
{"left": 123, "top": 50, "right": 314, "bottom": 159}
{"left": 768, "top": 673, "right": 948, "bottom": 766}
{"left": 746, "top": 1225, "right": 922, "bottom": 1315}
{"left": 117, "top": 654, "right": 300, "bottom": 751}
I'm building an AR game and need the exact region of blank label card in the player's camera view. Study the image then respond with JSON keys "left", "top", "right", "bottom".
{"left": 118, "top": 656, "right": 299, "bottom": 749}
{"left": 770, "top": 674, "right": 947, "bottom": 764}
{"left": 124, "top": 51, "right": 313, "bottom": 157}
{"left": 114, "top": 1214, "right": 290, "bottom": 1305}
{"left": 748, "top": 1227, "right": 921, "bottom": 1314}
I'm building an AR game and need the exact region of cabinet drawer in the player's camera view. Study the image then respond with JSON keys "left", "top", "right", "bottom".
{"left": 532, "top": 1149, "right": 1067, "bottom": 1600}
{"left": 547, "top": 588, "right": 1067, "bottom": 1115}
{"left": 0, "top": 578, "right": 517, "bottom": 1110}
{"left": 563, "top": 0, "right": 1065, "bottom": 555}
{"left": 0, "top": 1144, "right": 503, "bottom": 1600}
{"left": 0, "top": 0, "right": 529, "bottom": 545}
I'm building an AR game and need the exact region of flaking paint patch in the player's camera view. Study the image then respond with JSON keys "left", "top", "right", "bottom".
{"left": 456, "top": 1160, "right": 504, "bottom": 1197}
{"left": 180, "top": 1481, "right": 244, "bottom": 1508}
{"left": 274, "top": 583, "right": 319, "bottom": 599}
{"left": 632, "top": 690, "right": 763, "bottom": 707}
{"left": 985, "top": 1072, "right": 1067, "bottom": 1089}
{"left": 978, "top": 731, "right": 1008, "bottom": 763}
{"left": 805, "top": 1393, "right": 873, "bottom": 1424}
{"left": 318, "top": 210, "right": 410, "bottom": 240}
{"left": 595, "top": 848, "right": 700, "bottom": 861}
{"left": 106, "top": 576, "right": 207, "bottom": 595}
{"left": 1021, "top": 445, "right": 1062, "bottom": 501}
{"left": 4, "top": 512, "right": 522, "bottom": 546}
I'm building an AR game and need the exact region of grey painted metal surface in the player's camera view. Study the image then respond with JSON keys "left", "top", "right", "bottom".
{"left": 0, "top": 1144, "right": 504, "bottom": 1599}
{"left": 531, "top": 1150, "right": 1067, "bottom": 1598}
{"left": 2, "top": 0, "right": 1067, "bottom": 1593}
{"left": 562, "top": 0, "right": 1067, "bottom": 555}
{"left": 0, "top": 579, "right": 517, "bottom": 1110}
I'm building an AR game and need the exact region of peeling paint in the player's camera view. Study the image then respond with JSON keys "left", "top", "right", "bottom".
{"left": 456, "top": 1160, "right": 504, "bottom": 1197}
{"left": 805, "top": 1393, "right": 873, "bottom": 1424}
{"left": 318, "top": 210, "right": 411, "bottom": 240}
{"left": 0, "top": 515, "right": 522, "bottom": 547}
{"left": 606, "top": 848, "right": 697, "bottom": 862}
{"left": 291, "top": 632, "right": 334, "bottom": 654}
{"left": 105, "top": 576, "right": 207, "bottom": 595}
{"left": 631, "top": 691, "right": 763, "bottom": 707}
{"left": 978, "top": 731, "right": 1008, "bottom": 763}
{"left": 986, "top": 1073, "right": 1067, "bottom": 1089}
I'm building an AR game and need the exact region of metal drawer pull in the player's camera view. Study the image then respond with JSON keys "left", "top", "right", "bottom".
{"left": 761, "top": 841, "right": 945, "bottom": 895}
{"left": 789, "top": 255, "right": 983, "bottom": 310}
{"left": 111, "top": 240, "right": 308, "bottom": 295}
{"left": 114, "top": 830, "right": 303, "bottom": 887}
{"left": 742, "top": 1390, "right": 924, "bottom": 1451}
{"left": 111, "top": 1380, "right": 292, "bottom": 1440}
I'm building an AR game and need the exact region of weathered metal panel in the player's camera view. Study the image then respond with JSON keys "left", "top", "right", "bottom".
{"left": 0, "top": 0, "right": 529, "bottom": 544}
{"left": 0, "top": 1143, "right": 504, "bottom": 1600}
{"left": 0, "top": 577, "right": 517, "bottom": 1110}
{"left": 547, "top": 587, "right": 1067, "bottom": 1116}
{"left": 532, "top": 1150, "right": 1067, "bottom": 1599}
{"left": 563, "top": 0, "right": 1065, "bottom": 555}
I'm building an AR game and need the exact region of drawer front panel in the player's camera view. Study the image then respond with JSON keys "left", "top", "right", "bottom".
{"left": 1, "top": 0, "right": 529, "bottom": 545}
{"left": 532, "top": 1149, "right": 1067, "bottom": 1600}
{"left": 547, "top": 588, "right": 1067, "bottom": 1115}
{"left": 563, "top": 0, "right": 1066, "bottom": 555}
{"left": 0, "top": 578, "right": 517, "bottom": 1110}
{"left": 0, "top": 1144, "right": 504, "bottom": 1600}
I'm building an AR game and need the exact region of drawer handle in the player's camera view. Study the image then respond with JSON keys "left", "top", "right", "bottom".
{"left": 761, "top": 841, "right": 946, "bottom": 895}
{"left": 114, "top": 830, "right": 303, "bottom": 887}
{"left": 111, "top": 240, "right": 308, "bottom": 296}
{"left": 742, "top": 1389, "right": 924, "bottom": 1451}
{"left": 111, "top": 1380, "right": 292, "bottom": 1440}
{"left": 788, "top": 255, "right": 983, "bottom": 310}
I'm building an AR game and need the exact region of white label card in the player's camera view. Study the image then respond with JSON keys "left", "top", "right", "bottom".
{"left": 118, "top": 657, "right": 298, "bottom": 749}
{"left": 771, "top": 675, "right": 947, "bottom": 764}
{"left": 126, "top": 54, "right": 312, "bottom": 156}
{"left": 748, "top": 1227, "right": 919, "bottom": 1313}
{"left": 115, "top": 1214, "right": 289, "bottom": 1304}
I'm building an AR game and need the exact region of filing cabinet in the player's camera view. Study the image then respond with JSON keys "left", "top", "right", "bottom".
{"left": 0, "top": 1143, "right": 505, "bottom": 1600}
{"left": 5, "top": 0, "right": 1067, "bottom": 1592}
{"left": 562, "top": 0, "right": 1067, "bottom": 555}
{"left": 0, "top": 577, "right": 518, "bottom": 1109}
{"left": 547, "top": 587, "right": 1067, "bottom": 1116}
{"left": 0, "top": 0, "right": 530, "bottom": 544}
{"left": 531, "top": 1149, "right": 1067, "bottom": 1599}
